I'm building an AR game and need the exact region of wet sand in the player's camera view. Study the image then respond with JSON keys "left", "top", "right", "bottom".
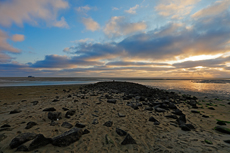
{"left": 0, "top": 82, "right": 230, "bottom": 153}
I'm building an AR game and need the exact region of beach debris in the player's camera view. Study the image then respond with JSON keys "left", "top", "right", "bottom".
{"left": 48, "top": 112, "right": 62, "bottom": 121}
{"left": 103, "top": 121, "right": 113, "bottom": 127}
{"left": 28, "top": 134, "right": 52, "bottom": 151}
{"left": 214, "top": 126, "right": 230, "bottom": 134}
{"left": 65, "top": 109, "right": 76, "bottom": 118}
{"left": 121, "top": 134, "right": 137, "bottom": 145}
{"left": 116, "top": 128, "right": 127, "bottom": 136}
{"left": 61, "top": 122, "right": 73, "bottom": 129}
{"left": 25, "top": 122, "right": 37, "bottom": 129}
{"left": 75, "top": 123, "right": 86, "bottom": 128}
{"left": 9, "top": 133, "right": 37, "bottom": 149}
{"left": 43, "top": 107, "right": 56, "bottom": 111}
{"left": 9, "top": 109, "right": 21, "bottom": 114}
{"left": 52, "top": 128, "right": 83, "bottom": 147}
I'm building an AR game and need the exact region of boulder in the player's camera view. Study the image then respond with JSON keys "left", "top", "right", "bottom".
{"left": 61, "top": 122, "right": 73, "bottom": 129}
{"left": 121, "top": 134, "right": 136, "bottom": 145}
{"left": 215, "top": 126, "right": 230, "bottom": 134}
{"left": 28, "top": 134, "right": 52, "bottom": 150}
{"left": 9, "top": 133, "right": 37, "bottom": 149}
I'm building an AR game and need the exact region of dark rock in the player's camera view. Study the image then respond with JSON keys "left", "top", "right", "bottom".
{"left": 9, "top": 109, "right": 21, "bottom": 114}
{"left": 149, "top": 116, "right": 158, "bottom": 122}
{"left": 144, "top": 107, "right": 153, "bottom": 111}
{"left": 155, "top": 107, "right": 166, "bottom": 112}
{"left": 224, "top": 140, "right": 230, "bottom": 144}
{"left": 75, "top": 123, "right": 86, "bottom": 128}
{"left": 208, "top": 107, "right": 215, "bottom": 110}
{"left": 107, "top": 99, "right": 116, "bottom": 104}
{"left": 28, "top": 134, "right": 52, "bottom": 151}
{"left": 172, "top": 109, "right": 183, "bottom": 115}
{"left": 165, "top": 115, "right": 178, "bottom": 119}
{"left": 191, "top": 110, "right": 200, "bottom": 113}
{"left": 105, "top": 94, "right": 113, "bottom": 99}
{"left": 92, "top": 114, "right": 98, "bottom": 117}
{"left": 179, "top": 115, "right": 186, "bottom": 123}
{"left": 92, "top": 119, "right": 98, "bottom": 124}
{"left": 43, "top": 107, "right": 56, "bottom": 111}
{"left": 116, "top": 128, "right": 127, "bottom": 136}
{"left": 61, "top": 122, "right": 73, "bottom": 129}
{"left": 25, "top": 122, "right": 37, "bottom": 129}
{"left": 65, "top": 109, "right": 75, "bottom": 118}
{"left": 67, "top": 94, "right": 72, "bottom": 98}
{"left": 52, "top": 99, "right": 59, "bottom": 102}
{"left": 48, "top": 112, "right": 61, "bottom": 121}
{"left": 105, "top": 134, "right": 114, "bottom": 144}
{"left": 180, "top": 124, "right": 191, "bottom": 131}
{"left": 168, "top": 102, "right": 177, "bottom": 109}
{"left": 62, "top": 107, "right": 69, "bottom": 111}
{"left": 52, "top": 128, "right": 83, "bottom": 147}
{"left": 50, "top": 121, "right": 59, "bottom": 126}
{"left": 83, "top": 129, "right": 90, "bottom": 135}
{"left": 136, "top": 103, "right": 142, "bottom": 107}
{"left": 202, "top": 115, "right": 209, "bottom": 118}
{"left": 131, "top": 104, "right": 139, "bottom": 110}
{"left": 9, "top": 133, "right": 37, "bottom": 149}
{"left": 217, "top": 121, "right": 226, "bottom": 125}
{"left": 215, "top": 126, "right": 230, "bottom": 134}
{"left": 186, "top": 124, "right": 195, "bottom": 129}
{"left": 228, "top": 102, "right": 230, "bottom": 105}
{"left": 121, "top": 134, "right": 136, "bottom": 145}
{"left": 16, "top": 145, "right": 29, "bottom": 152}
{"left": 118, "top": 113, "right": 126, "bottom": 117}
{"left": 31, "top": 101, "right": 38, "bottom": 105}
{"left": 0, "top": 134, "right": 7, "bottom": 142}
{"left": 1, "top": 124, "right": 10, "bottom": 128}
{"left": 103, "top": 121, "right": 113, "bottom": 127}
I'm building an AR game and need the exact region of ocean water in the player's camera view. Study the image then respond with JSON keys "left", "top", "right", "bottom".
{"left": 0, "top": 77, "right": 230, "bottom": 99}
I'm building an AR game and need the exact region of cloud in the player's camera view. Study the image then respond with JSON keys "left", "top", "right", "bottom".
{"left": 0, "top": 29, "right": 20, "bottom": 53}
{"left": 155, "top": 0, "right": 200, "bottom": 19}
{"left": 75, "top": 5, "right": 97, "bottom": 15}
{"left": 125, "top": 5, "right": 139, "bottom": 14}
{"left": 81, "top": 17, "right": 100, "bottom": 31}
{"left": 192, "top": 0, "right": 230, "bottom": 18}
{"left": 106, "top": 61, "right": 169, "bottom": 67}
{"left": 12, "top": 34, "right": 25, "bottom": 42}
{"left": 71, "top": 38, "right": 94, "bottom": 44}
{"left": 112, "top": 7, "right": 119, "bottom": 11}
{"left": 0, "top": 0, "right": 69, "bottom": 28}
{"left": 104, "top": 16, "right": 146, "bottom": 37}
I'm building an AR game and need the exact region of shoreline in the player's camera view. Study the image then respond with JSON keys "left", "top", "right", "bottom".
{"left": 0, "top": 81, "right": 230, "bottom": 152}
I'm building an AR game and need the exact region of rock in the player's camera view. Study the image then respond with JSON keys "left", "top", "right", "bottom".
{"left": 191, "top": 110, "right": 200, "bottom": 113}
{"left": 186, "top": 124, "right": 195, "bottom": 129}
{"left": 48, "top": 112, "right": 61, "bottom": 121}
{"left": 83, "top": 129, "right": 90, "bottom": 135}
{"left": 0, "top": 134, "right": 7, "bottom": 142}
{"left": 202, "top": 115, "right": 209, "bottom": 118}
{"left": 107, "top": 99, "right": 116, "bottom": 104}
{"left": 131, "top": 104, "right": 139, "bottom": 110}
{"left": 1, "top": 124, "right": 10, "bottom": 128}
{"left": 172, "top": 109, "right": 183, "bottom": 115}
{"left": 103, "top": 121, "right": 113, "bottom": 127}
{"left": 215, "top": 126, "right": 230, "bottom": 134}
{"left": 208, "top": 107, "right": 215, "bottom": 110}
{"left": 52, "top": 128, "right": 83, "bottom": 147}
{"left": 65, "top": 109, "right": 76, "bottom": 118}
{"left": 149, "top": 117, "right": 160, "bottom": 125}
{"left": 50, "top": 121, "right": 59, "bottom": 126}
{"left": 116, "top": 128, "right": 127, "bottom": 136}
{"left": 121, "top": 134, "right": 137, "bottom": 145}
{"left": 75, "top": 123, "right": 86, "bottom": 128}
{"left": 9, "top": 109, "right": 21, "bottom": 114}
{"left": 16, "top": 145, "right": 29, "bottom": 152}
{"left": 179, "top": 115, "right": 186, "bottom": 123}
{"left": 43, "top": 107, "right": 56, "bottom": 111}
{"left": 165, "top": 115, "right": 178, "bottom": 119}
{"left": 224, "top": 140, "right": 230, "bottom": 144}
{"left": 61, "top": 122, "right": 73, "bottom": 129}
{"left": 28, "top": 134, "right": 52, "bottom": 151}
{"left": 155, "top": 108, "right": 166, "bottom": 112}
{"left": 52, "top": 99, "right": 59, "bottom": 102}
{"left": 145, "top": 107, "right": 153, "bottom": 111}
{"left": 168, "top": 102, "right": 177, "bottom": 109}
{"left": 92, "top": 119, "right": 98, "bottom": 124}
{"left": 25, "top": 122, "right": 37, "bottom": 129}
{"left": 62, "top": 107, "right": 69, "bottom": 111}
{"left": 217, "top": 121, "right": 226, "bottom": 125}
{"left": 31, "top": 101, "right": 38, "bottom": 105}
{"left": 180, "top": 124, "right": 191, "bottom": 131}
{"left": 228, "top": 102, "right": 230, "bottom": 105}
{"left": 118, "top": 113, "right": 126, "bottom": 117}
{"left": 205, "top": 139, "right": 213, "bottom": 144}
{"left": 105, "top": 134, "right": 114, "bottom": 144}
{"left": 9, "top": 133, "right": 37, "bottom": 149}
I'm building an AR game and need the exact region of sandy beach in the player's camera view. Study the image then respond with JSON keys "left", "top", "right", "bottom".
{"left": 0, "top": 81, "right": 230, "bottom": 153}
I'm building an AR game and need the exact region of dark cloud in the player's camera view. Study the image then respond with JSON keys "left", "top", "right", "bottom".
{"left": 106, "top": 61, "right": 169, "bottom": 66}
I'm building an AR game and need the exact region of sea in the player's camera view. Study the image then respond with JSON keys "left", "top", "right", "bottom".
{"left": 1, "top": 77, "right": 230, "bottom": 99}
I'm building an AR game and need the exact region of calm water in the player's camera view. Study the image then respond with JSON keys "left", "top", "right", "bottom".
{"left": 1, "top": 77, "right": 230, "bottom": 98}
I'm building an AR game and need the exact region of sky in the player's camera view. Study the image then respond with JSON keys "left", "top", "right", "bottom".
{"left": 0, "top": 0, "right": 230, "bottom": 78}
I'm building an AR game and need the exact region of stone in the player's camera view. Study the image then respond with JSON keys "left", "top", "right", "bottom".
{"left": 131, "top": 104, "right": 139, "bottom": 110}
{"left": 208, "top": 107, "right": 215, "bottom": 110}
{"left": 217, "top": 121, "right": 226, "bottom": 125}
{"left": 75, "top": 123, "right": 86, "bottom": 128}
{"left": 186, "top": 124, "right": 195, "bottom": 129}
{"left": 0, "top": 134, "right": 7, "bottom": 142}
{"left": 105, "top": 134, "right": 114, "bottom": 144}
{"left": 116, "top": 128, "right": 127, "bottom": 136}
{"left": 1, "top": 124, "right": 10, "bottom": 128}
{"left": 202, "top": 115, "right": 209, "bottom": 118}
{"left": 103, "top": 121, "right": 113, "bottom": 127}
{"left": 145, "top": 107, "right": 153, "bottom": 111}
{"left": 107, "top": 99, "right": 116, "bottom": 104}
{"left": 43, "top": 107, "right": 56, "bottom": 111}
{"left": 155, "top": 108, "right": 166, "bottom": 112}
{"left": 215, "top": 126, "right": 230, "bottom": 134}
{"left": 65, "top": 109, "right": 76, "bottom": 118}
{"left": 118, "top": 113, "right": 126, "bottom": 117}
{"left": 50, "top": 121, "right": 59, "bottom": 126}
{"left": 16, "top": 145, "right": 29, "bottom": 152}
{"left": 31, "top": 101, "right": 38, "bottom": 105}
{"left": 52, "top": 99, "right": 59, "bottom": 102}
{"left": 168, "top": 102, "right": 177, "bottom": 109}
{"left": 28, "top": 134, "right": 52, "bottom": 151}
{"left": 121, "top": 134, "right": 137, "bottom": 145}
{"left": 9, "top": 109, "right": 21, "bottom": 114}
{"left": 224, "top": 140, "right": 230, "bottom": 144}
{"left": 25, "top": 122, "right": 37, "bottom": 129}
{"left": 180, "top": 124, "right": 191, "bottom": 131}
{"left": 172, "top": 109, "right": 183, "bottom": 115}
{"left": 48, "top": 112, "right": 61, "bottom": 121}
{"left": 149, "top": 117, "right": 160, "bottom": 125}
{"left": 92, "top": 119, "right": 98, "bottom": 124}
{"left": 179, "top": 115, "right": 186, "bottom": 123}
{"left": 61, "top": 122, "right": 73, "bottom": 129}
{"left": 9, "top": 133, "right": 37, "bottom": 149}
{"left": 52, "top": 128, "right": 83, "bottom": 147}
{"left": 191, "top": 110, "right": 200, "bottom": 113}
{"left": 165, "top": 115, "right": 178, "bottom": 119}
{"left": 83, "top": 129, "right": 90, "bottom": 135}
{"left": 62, "top": 107, "right": 69, "bottom": 111}
{"left": 205, "top": 139, "right": 213, "bottom": 144}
